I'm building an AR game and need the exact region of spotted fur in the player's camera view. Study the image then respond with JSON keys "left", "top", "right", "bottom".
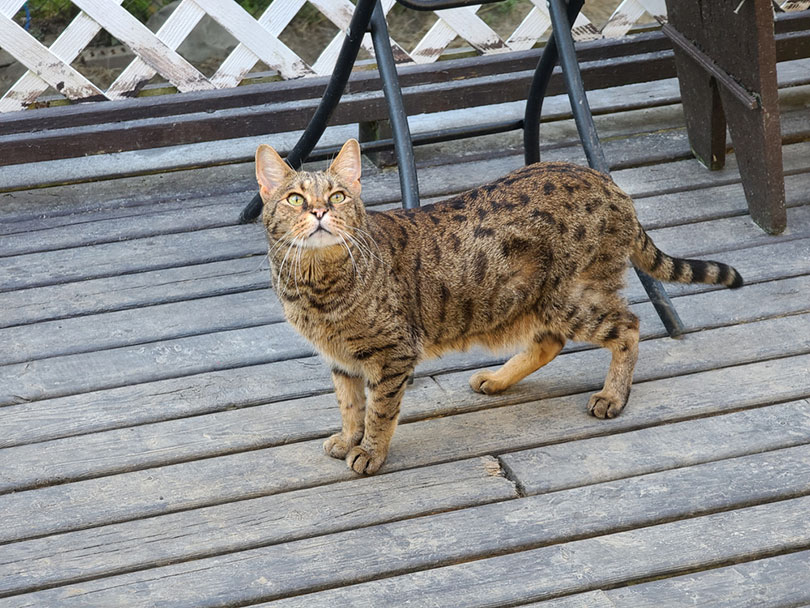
{"left": 256, "top": 139, "right": 743, "bottom": 475}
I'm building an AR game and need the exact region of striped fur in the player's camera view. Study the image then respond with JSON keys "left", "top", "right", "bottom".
{"left": 631, "top": 228, "right": 743, "bottom": 289}
{"left": 256, "top": 140, "right": 744, "bottom": 475}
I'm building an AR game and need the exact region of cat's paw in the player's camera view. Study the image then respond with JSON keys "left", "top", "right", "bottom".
{"left": 345, "top": 445, "right": 386, "bottom": 475}
{"left": 587, "top": 392, "right": 626, "bottom": 419}
{"left": 469, "top": 371, "right": 506, "bottom": 395}
{"left": 323, "top": 432, "right": 361, "bottom": 459}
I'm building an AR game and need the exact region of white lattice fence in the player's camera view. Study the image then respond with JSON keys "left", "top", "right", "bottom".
{"left": 0, "top": 0, "right": 808, "bottom": 112}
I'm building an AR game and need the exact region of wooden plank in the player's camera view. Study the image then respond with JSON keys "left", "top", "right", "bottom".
{"left": 3, "top": 274, "right": 810, "bottom": 449}
{"left": 0, "top": 320, "right": 313, "bottom": 406}
{"left": 0, "top": 290, "right": 283, "bottom": 365}
{"left": 2, "top": 247, "right": 809, "bottom": 408}
{"left": 0, "top": 193, "right": 249, "bottom": 256}
{"left": 2, "top": 328, "right": 808, "bottom": 539}
{"left": 0, "top": 257, "right": 267, "bottom": 329}
{"left": 5, "top": 457, "right": 810, "bottom": 607}
{"left": 465, "top": 551, "right": 810, "bottom": 607}
{"left": 0, "top": 223, "right": 263, "bottom": 292}
{"left": 599, "top": 550, "right": 810, "bottom": 607}
{"left": 501, "top": 398, "right": 810, "bottom": 494}
{"left": 3, "top": 115, "right": 809, "bottom": 256}
{"left": 524, "top": 590, "right": 617, "bottom": 608}
{"left": 0, "top": 49, "right": 677, "bottom": 166}
{"left": 257, "top": 497, "right": 810, "bottom": 608}
{"left": 3, "top": 142, "right": 809, "bottom": 294}
{"left": 0, "top": 457, "right": 517, "bottom": 598}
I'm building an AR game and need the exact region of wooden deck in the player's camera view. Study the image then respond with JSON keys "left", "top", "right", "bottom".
{"left": 2, "top": 63, "right": 810, "bottom": 607}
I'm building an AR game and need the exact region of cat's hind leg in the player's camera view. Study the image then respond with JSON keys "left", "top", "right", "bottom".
{"left": 323, "top": 368, "right": 366, "bottom": 459}
{"left": 579, "top": 307, "right": 640, "bottom": 419}
{"left": 469, "top": 332, "right": 565, "bottom": 395}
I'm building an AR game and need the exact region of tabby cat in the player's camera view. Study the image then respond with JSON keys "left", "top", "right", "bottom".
{"left": 256, "top": 139, "right": 742, "bottom": 475}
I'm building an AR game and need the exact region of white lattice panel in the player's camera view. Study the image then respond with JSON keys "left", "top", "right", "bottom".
{"left": 0, "top": 0, "right": 807, "bottom": 112}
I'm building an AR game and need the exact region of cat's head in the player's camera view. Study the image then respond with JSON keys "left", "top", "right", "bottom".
{"left": 256, "top": 139, "right": 366, "bottom": 251}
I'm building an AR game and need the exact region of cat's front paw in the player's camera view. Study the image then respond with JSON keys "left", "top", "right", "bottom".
{"left": 469, "top": 371, "right": 506, "bottom": 395}
{"left": 323, "top": 431, "right": 362, "bottom": 459}
{"left": 345, "top": 445, "right": 386, "bottom": 475}
{"left": 587, "top": 391, "right": 626, "bottom": 419}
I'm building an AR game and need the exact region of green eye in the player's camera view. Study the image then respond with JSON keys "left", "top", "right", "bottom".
{"left": 287, "top": 193, "right": 304, "bottom": 206}
{"left": 329, "top": 191, "right": 346, "bottom": 204}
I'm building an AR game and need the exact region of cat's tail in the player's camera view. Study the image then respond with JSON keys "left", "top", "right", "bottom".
{"left": 630, "top": 227, "right": 743, "bottom": 289}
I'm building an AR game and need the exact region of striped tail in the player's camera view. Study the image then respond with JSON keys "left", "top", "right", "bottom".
{"left": 631, "top": 227, "right": 743, "bottom": 289}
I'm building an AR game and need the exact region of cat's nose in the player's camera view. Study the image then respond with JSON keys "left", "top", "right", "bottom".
{"left": 311, "top": 208, "right": 328, "bottom": 220}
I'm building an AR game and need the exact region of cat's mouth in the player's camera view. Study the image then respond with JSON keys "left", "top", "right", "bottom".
{"left": 310, "top": 224, "right": 332, "bottom": 237}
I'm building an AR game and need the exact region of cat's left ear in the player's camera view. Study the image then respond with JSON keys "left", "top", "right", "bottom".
{"left": 256, "top": 144, "right": 294, "bottom": 197}
{"left": 328, "top": 139, "right": 362, "bottom": 192}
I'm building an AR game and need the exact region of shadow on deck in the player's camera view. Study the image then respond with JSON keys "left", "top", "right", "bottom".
{"left": 1, "top": 64, "right": 810, "bottom": 607}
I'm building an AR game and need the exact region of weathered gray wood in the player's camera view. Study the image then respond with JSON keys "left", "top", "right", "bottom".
{"left": 0, "top": 321, "right": 313, "bottom": 405}
{"left": 0, "top": 223, "right": 263, "bottom": 293}
{"left": 0, "top": 290, "right": 284, "bottom": 365}
{"left": 6, "top": 219, "right": 809, "bottom": 369}
{"left": 502, "top": 398, "right": 810, "bottom": 494}
{"left": 525, "top": 591, "right": 617, "bottom": 608}
{"left": 0, "top": 257, "right": 268, "bottom": 329}
{"left": 600, "top": 550, "right": 810, "bottom": 607}
{"left": 0, "top": 457, "right": 517, "bottom": 597}
{"left": 3, "top": 137, "right": 810, "bottom": 294}
{"left": 6, "top": 457, "right": 810, "bottom": 607}
{"left": 258, "top": 497, "right": 810, "bottom": 608}
{"left": 2, "top": 340, "right": 808, "bottom": 541}
{"left": 631, "top": 165, "right": 810, "bottom": 230}
{"left": 0, "top": 193, "right": 248, "bottom": 257}
{"left": 3, "top": 281, "right": 810, "bottom": 453}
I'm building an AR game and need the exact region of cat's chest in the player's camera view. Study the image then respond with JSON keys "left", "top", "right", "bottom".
{"left": 284, "top": 304, "right": 358, "bottom": 363}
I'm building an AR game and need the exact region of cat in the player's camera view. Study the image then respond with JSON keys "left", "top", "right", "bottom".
{"left": 256, "top": 139, "right": 743, "bottom": 475}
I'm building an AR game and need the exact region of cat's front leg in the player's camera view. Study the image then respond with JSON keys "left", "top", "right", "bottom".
{"left": 323, "top": 368, "right": 366, "bottom": 459}
{"left": 345, "top": 363, "right": 413, "bottom": 475}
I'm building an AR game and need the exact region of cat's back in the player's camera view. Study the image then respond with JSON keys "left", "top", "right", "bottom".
{"left": 367, "top": 161, "right": 637, "bottom": 257}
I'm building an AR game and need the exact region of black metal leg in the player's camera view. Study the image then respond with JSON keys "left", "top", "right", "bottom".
{"left": 238, "top": 0, "right": 378, "bottom": 224}
{"left": 523, "top": 0, "right": 583, "bottom": 165}
{"left": 369, "top": 1, "right": 421, "bottom": 209}
{"left": 535, "top": 0, "right": 685, "bottom": 338}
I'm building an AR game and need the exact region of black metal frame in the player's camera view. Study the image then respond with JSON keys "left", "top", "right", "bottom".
{"left": 240, "top": 0, "right": 684, "bottom": 337}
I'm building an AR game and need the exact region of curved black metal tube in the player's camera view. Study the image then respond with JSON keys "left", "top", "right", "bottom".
{"left": 396, "top": 0, "right": 505, "bottom": 10}
{"left": 239, "top": 0, "right": 378, "bottom": 223}
{"left": 523, "top": 0, "right": 583, "bottom": 165}
{"left": 370, "top": 1, "right": 420, "bottom": 209}
{"left": 547, "top": 0, "right": 608, "bottom": 173}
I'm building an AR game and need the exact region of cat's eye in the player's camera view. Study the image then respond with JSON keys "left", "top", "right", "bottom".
{"left": 329, "top": 192, "right": 346, "bottom": 204}
{"left": 286, "top": 193, "right": 305, "bottom": 206}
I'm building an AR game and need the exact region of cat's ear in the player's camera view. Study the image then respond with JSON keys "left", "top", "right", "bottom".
{"left": 256, "top": 144, "right": 293, "bottom": 196}
{"left": 328, "top": 139, "right": 362, "bottom": 191}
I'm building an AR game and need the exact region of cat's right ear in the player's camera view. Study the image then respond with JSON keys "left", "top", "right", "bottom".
{"left": 256, "top": 144, "right": 293, "bottom": 198}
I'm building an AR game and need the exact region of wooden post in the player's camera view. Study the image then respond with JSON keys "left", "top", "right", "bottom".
{"left": 663, "top": 0, "right": 787, "bottom": 234}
